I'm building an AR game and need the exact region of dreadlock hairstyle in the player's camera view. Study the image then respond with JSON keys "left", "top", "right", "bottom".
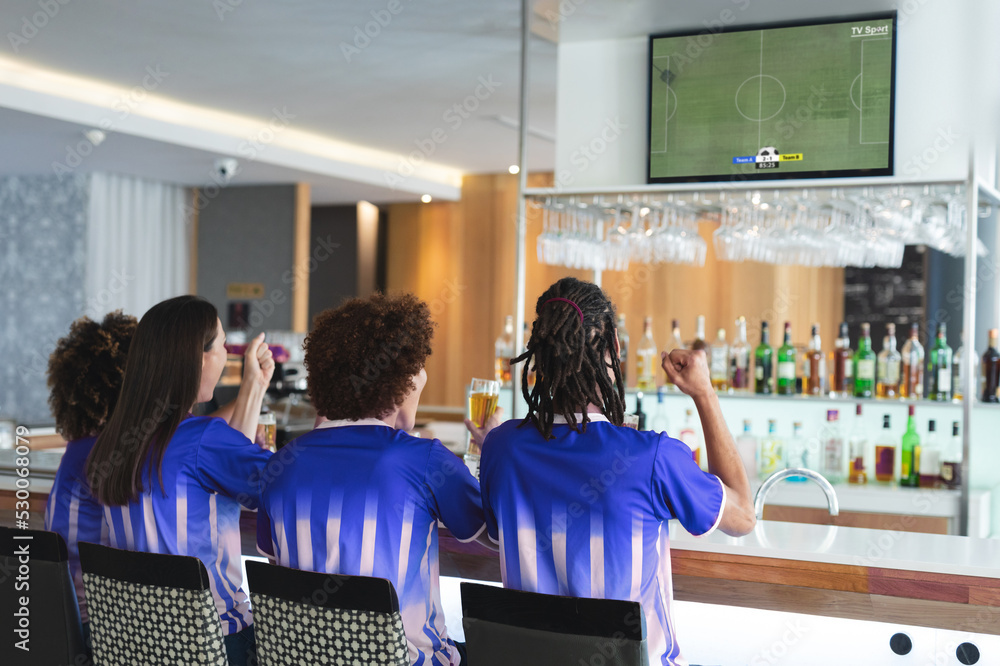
{"left": 512, "top": 277, "right": 626, "bottom": 439}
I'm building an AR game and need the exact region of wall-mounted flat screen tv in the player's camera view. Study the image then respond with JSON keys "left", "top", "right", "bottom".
{"left": 647, "top": 13, "right": 896, "bottom": 183}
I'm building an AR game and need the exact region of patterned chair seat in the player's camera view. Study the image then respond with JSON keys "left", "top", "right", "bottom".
{"left": 79, "top": 542, "right": 227, "bottom": 666}
{"left": 246, "top": 560, "right": 408, "bottom": 666}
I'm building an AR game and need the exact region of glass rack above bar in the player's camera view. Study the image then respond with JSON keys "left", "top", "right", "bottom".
{"left": 528, "top": 180, "right": 994, "bottom": 270}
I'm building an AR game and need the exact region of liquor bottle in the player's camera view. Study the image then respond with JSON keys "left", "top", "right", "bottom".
{"left": 832, "top": 322, "right": 853, "bottom": 397}
{"left": 874, "top": 414, "right": 896, "bottom": 484}
{"left": 983, "top": 329, "right": 1000, "bottom": 403}
{"left": 691, "top": 315, "right": 707, "bottom": 351}
{"left": 709, "top": 328, "right": 729, "bottom": 392}
{"left": 633, "top": 392, "right": 647, "bottom": 431}
{"left": 678, "top": 408, "right": 703, "bottom": 468}
{"left": 784, "top": 421, "right": 816, "bottom": 482}
{"left": 776, "top": 322, "right": 796, "bottom": 395}
{"left": 734, "top": 419, "right": 757, "bottom": 481}
{"left": 853, "top": 322, "right": 876, "bottom": 398}
{"left": 926, "top": 323, "right": 953, "bottom": 401}
{"left": 636, "top": 316, "right": 657, "bottom": 392}
{"left": 806, "top": 324, "right": 825, "bottom": 396}
{"left": 730, "top": 316, "right": 751, "bottom": 392}
{"left": 754, "top": 321, "right": 773, "bottom": 394}
{"left": 494, "top": 315, "right": 515, "bottom": 387}
{"left": 952, "top": 331, "right": 977, "bottom": 402}
{"left": 758, "top": 419, "right": 783, "bottom": 480}
{"left": 819, "top": 409, "right": 845, "bottom": 484}
{"left": 617, "top": 314, "right": 629, "bottom": 387}
{"left": 649, "top": 387, "right": 670, "bottom": 433}
{"left": 941, "top": 421, "right": 962, "bottom": 489}
{"left": 919, "top": 420, "right": 941, "bottom": 488}
{"left": 847, "top": 404, "right": 868, "bottom": 484}
{"left": 876, "top": 323, "right": 902, "bottom": 399}
{"left": 665, "top": 319, "right": 684, "bottom": 391}
{"left": 900, "top": 323, "right": 924, "bottom": 399}
{"left": 900, "top": 405, "right": 920, "bottom": 487}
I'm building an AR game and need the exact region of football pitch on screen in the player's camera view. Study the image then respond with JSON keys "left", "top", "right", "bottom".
{"left": 649, "top": 19, "right": 892, "bottom": 180}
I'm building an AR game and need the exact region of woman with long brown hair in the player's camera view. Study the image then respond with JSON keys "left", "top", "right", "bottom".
{"left": 86, "top": 295, "right": 274, "bottom": 666}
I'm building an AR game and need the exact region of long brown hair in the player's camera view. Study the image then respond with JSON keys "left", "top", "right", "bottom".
{"left": 512, "top": 277, "right": 626, "bottom": 439}
{"left": 87, "top": 296, "right": 218, "bottom": 505}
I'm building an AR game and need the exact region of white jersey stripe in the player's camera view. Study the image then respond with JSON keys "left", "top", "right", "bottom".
{"left": 324, "top": 493, "right": 342, "bottom": 573}
{"left": 629, "top": 512, "right": 643, "bottom": 601}
{"left": 397, "top": 498, "right": 415, "bottom": 586}
{"left": 121, "top": 504, "right": 134, "bottom": 549}
{"left": 68, "top": 493, "right": 80, "bottom": 555}
{"left": 175, "top": 480, "right": 188, "bottom": 555}
{"left": 142, "top": 494, "right": 158, "bottom": 553}
{"left": 360, "top": 489, "right": 379, "bottom": 577}
{"left": 589, "top": 510, "right": 604, "bottom": 598}
{"left": 205, "top": 494, "right": 228, "bottom": 629}
{"left": 516, "top": 510, "right": 537, "bottom": 591}
{"left": 104, "top": 506, "right": 117, "bottom": 546}
{"left": 551, "top": 505, "right": 568, "bottom": 595}
{"left": 295, "top": 493, "right": 313, "bottom": 571}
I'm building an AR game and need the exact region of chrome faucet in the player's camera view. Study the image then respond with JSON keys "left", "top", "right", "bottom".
{"left": 754, "top": 468, "right": 840, "bottom": 519}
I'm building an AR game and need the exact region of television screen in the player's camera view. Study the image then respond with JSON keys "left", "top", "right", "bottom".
{"left": 647, "top": 13, "right": 896, "bottom": 183}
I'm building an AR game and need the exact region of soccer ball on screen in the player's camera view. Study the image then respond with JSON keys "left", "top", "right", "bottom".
{"left": 757, "top": 146, "right": 779, "bottom": 158}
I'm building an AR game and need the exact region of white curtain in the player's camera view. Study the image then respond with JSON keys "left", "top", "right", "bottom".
{"left": 86, "top": 173, "right": 192, "bottom": 320}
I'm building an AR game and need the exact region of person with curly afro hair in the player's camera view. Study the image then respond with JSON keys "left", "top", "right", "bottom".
{"left": 44, "top": 310, "right": 137, "bottom": 640}
{"left": 258, "top": 292, "right": 491, "bottom": 665}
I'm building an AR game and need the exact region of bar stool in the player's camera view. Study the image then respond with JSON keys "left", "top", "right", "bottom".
{"left": 461, "top": 582, "right": 649, "bottom": 666}
{"left": 78, "top": 542, "right": 228, "bottom": 665}
{"left": 1, "top": 527, "right": 88, "bottom": 666}
{"left": 245, "top": 560, "right": 409, "bottom": 665}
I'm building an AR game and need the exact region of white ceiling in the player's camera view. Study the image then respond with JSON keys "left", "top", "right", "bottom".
{"left": 0, "top": 0, "right": 906, "bottom": 204}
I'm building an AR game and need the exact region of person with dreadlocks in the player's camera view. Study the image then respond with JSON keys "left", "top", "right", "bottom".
{"left": 476, "top": 277, "right": 755, "bottom": 666}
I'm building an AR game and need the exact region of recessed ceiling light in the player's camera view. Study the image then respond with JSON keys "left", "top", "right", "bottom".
{"left": 421, "top": 194, "right": 432, "bottom": 203}
{"left": 508, "top": 165, "right": 520, "bottom": 174}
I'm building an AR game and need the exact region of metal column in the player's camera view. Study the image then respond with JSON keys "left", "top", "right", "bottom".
{"left": 960, "top": 160, "right": 979, "bottom": 536}
{"left": 512, "top": 0, "right": 531, "bottom": 419}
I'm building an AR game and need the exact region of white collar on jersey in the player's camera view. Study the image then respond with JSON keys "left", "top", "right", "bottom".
{"left": 551, "top": 413, "right": 610, "bottom": 424}
{"left": 316, "top": 417, "right": 393, "bottom": 430}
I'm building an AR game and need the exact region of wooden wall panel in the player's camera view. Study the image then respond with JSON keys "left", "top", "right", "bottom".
{"left": 388, "top": 173, "right": 845, "bottom": 407}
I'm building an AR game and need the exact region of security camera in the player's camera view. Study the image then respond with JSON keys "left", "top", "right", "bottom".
{"left": 213, "top": 157, "right": 239, "bottom": 184}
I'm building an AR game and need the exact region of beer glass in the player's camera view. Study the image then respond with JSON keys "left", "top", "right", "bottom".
{"left": 468, "top": 378, "right": 500, "bottom": 429}
{"left": 256, "top": 411, "right": 277, "bottom": 453}
{"left": 465, "top": 378, "right": 500, "bottom": 479}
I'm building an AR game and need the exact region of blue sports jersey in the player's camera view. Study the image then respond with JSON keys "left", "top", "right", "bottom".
{"left": 480, "top": 414, "right": 726, "bottom": 666}
{"left": 259, "top": 419, "right": 487, "bottom": 666}
{"left": 103, "top": 416, "right": 271, "bottom": 635}
{"left": 44, "top": 436, "right": 107, "bottom": 623}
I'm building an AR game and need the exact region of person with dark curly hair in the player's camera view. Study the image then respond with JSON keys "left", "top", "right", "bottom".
{"left": 44, "top": 311, "right": 137, "bottom": 642}
{"left": 475, "top": 277, "right": 755, "bottom": 666}
{"left": 258, "top": 292, "right": 489, "bottom": 666}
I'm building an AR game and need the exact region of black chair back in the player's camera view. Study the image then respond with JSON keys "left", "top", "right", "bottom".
{"left": 1, "top": 527, "right": 88, "bottom": 666}
{"left": 461, "top": 582, "right": 649, "bottom": 666}
{"left": 246, "top": 560, "right": 409, "bottom": 666}
{"left": 78, "top": 542, "right": 227, "bottom": 666}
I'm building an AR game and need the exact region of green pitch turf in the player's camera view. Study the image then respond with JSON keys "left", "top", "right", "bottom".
{"left": 649, "top": 17, "right": 893, "bottom": 180}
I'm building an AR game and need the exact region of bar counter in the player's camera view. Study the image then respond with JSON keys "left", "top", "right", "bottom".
{"left": 438, "top": 519, "right": 1000, "bottom": 636}
{"left": 4, "top": 460, "right": 999, "bottom": 637}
